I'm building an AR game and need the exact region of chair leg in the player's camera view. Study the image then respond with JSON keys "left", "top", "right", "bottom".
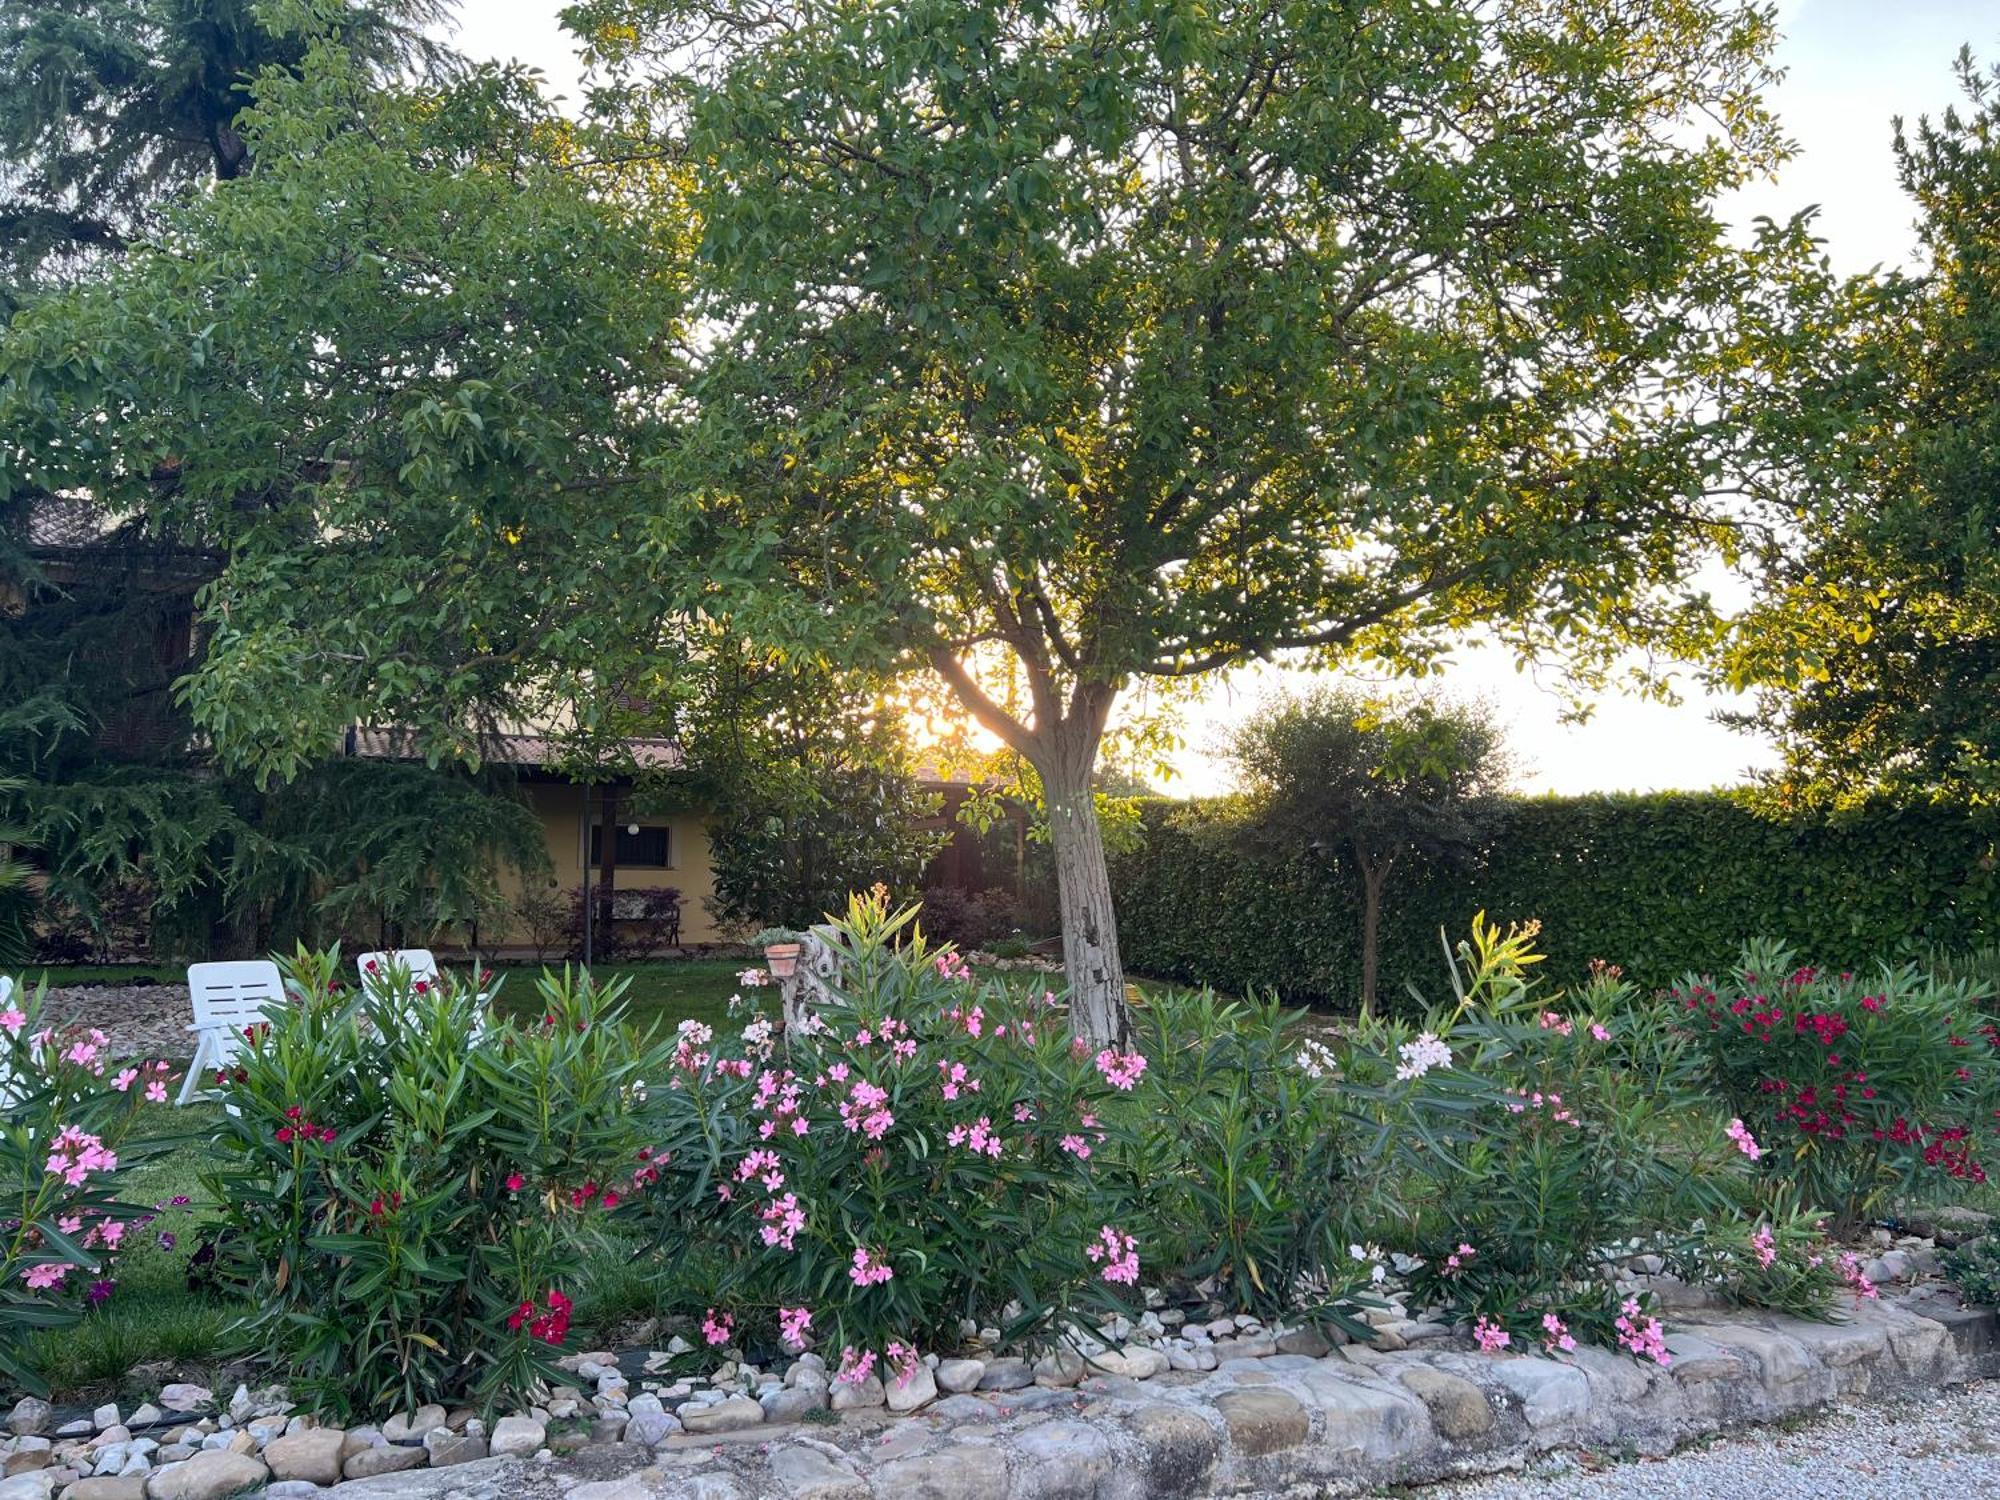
{"left": 176, "top": 1034, "right": 212, "bottom": 1107}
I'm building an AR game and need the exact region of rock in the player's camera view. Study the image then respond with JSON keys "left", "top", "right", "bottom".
{"left": 421, "top": 1429, "right": 488, "bottom": 1467}
{"left": 340, "top": 1445, "right": 427, "bottom": 1480}
{"left": 1213, "top": 1334, "right": 1278, "bottom": 1362}
{"left": 487, "top": 1417, "right": 545, "bottom": 1459}
{"left": 589, "top": 1415, "right": 627, "bottom": 1445}
{"left": 828, "top": 1377, "right": 884, "bottom": 1413}
{"left": 142, "top": 1451, "right": 269, "bottom": 1500}
{"left": 884, "top": 1363, "right": 938, "bottom": 1413}
{"left": 871, "top": 1445, "right": 1009, "bottom": 1500}
{"left": 380, "top": 1407, "right": 446, "bottom": 1444}
{"left": 0, "top": 1476, "right": 52, "bottom": 1500}
{"left": 976, "top": 1357, "right": 1033, "bottom": 1392}
{"left": 1033, "top": 1347, "right": 1087, "bottom": 1388}
{"left": 61, "top": 1478, "right": 149, "bottom": 1500}
{"left": 152, "top": 1392, "right": 207, "bottom": 1419}
{"left": 935, "top": 1359, "right": 985, "bottom": 1394}
{"left": 765, "top": 1444, "right": 866, "bottom": 1500}
{"left": 622, "top": 1411, "right": 680, "bottom": 1448}
{"left": 1275, "top": 1327, "right": 1332, "bottom": 1358}
{"left": 1397, "top": 1365, "right": 1495, "bottom": 1440}
{"left": 90, "top": 1409, "right": 120, "bottom": 1435}
{"left": 261, "top": 1429, "right": 344, "bottom": 1486}
{"left": 680, "top": 1398, "right": 764, "bottom": 1435}
{"left": 1490, "top": 1356, "right": 1591, "bottom": 1431}
{"left": 7, "top": 1403, "right": 51, "bottom": 1439}
{"left": 1367, "top": 1325, "right": 1408, "bottom": 1352}
{"left": 1094, "top": 1346, "right": 1169, "bottom": 1380}
{"left": 338, "top": 1431, "right": 380, "bottom": 1462}
{"left": 759, "top": 1388, "right": 826, "bottom": 1424}
{"left": 1215, "top": 1388, "right": 1310, "bottom": 1457}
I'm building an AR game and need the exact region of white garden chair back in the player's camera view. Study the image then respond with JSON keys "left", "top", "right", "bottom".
{"left": 357, "top": 949, "right": 490, "bottom": 1038}
{"left": 179, "top": 960, "right": 285, "bottom": 1106}
{"left": 356, "top": 948, "right": 442, "bottom": 992}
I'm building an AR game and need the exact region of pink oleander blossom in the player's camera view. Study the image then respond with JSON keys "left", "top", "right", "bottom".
{"left": 1085, "top": 1224, "right": 1140, "bottom": 1284}
{"left": 1725, "top": 1117, "right": 1762, "bottom": 1161}
{"left": 1473, "top": 1317, "right": 1510, "bottom": 1353}
{"left": 779, "top": 1306, "right": 813, "bottom": 1351}
{"left": 0, "top": 1007, "right": 24, "bottom": 1035}
{"left": 1094, "top": 1047, "right": 1147, "bottom": 1091}
{"left": 1589, "top": 1023, "right": 1612, "bottom": 1042}
{"left": 701, "top": 1308, "right": 735, "bottom": 1346}
{"left": 849, "top": 1246, "right": 894, "bottom": 1286}
{"left": 1751, "top": 1224, "right": 1777, "bottom": 1269}
{"left": 1838, "top": 1251, "right": 1880, "bottom": 1300}
{"left": 885, "top": 1340, "right": 922, "bottom": 1388}
{"left": 22, "top": 1263, "right": 68, "bottom": 1290}
{"left": 1540, "top": 1313, "right": 1576, "bottom": 1354}
{"left": 834, "top": 1346, "right": 878, "bottom": 1386}
{"left": 1615, "top": 1299, "right": 1672, "bottom": 1364}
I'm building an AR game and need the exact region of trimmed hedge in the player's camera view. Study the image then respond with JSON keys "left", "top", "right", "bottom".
{"left": 1110, "top": 792, "right": 2000, "bottom": 1012}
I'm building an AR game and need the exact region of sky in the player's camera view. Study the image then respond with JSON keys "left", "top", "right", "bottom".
{"left": 455, "top": 0, "right": 1998, "bottom": 796}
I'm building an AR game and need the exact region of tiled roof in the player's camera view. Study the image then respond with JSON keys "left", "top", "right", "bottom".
{"left": 343, "top": 727, "right": 685, "bottom": 771}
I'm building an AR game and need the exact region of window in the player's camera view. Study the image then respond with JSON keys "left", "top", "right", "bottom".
{"left": 588, "top": 822, "right": 671, "bottom": 868}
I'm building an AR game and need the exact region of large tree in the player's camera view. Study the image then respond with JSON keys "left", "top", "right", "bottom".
{"left": 2, "top": 3, "right": 1838, "bottom": 1035}
{"left": 562, "top": 0, "right": 1825, "bottom": 1038}
{"left": 0, "top": 0, "right": 457, "bottom": 306}
{"left": 1718, "top": 50, "right": 2000, "bottom": 809}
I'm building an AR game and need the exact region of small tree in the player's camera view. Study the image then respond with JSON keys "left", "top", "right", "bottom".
{"left": 1228, "top": 690, "right": 1508, "bottom": 1015}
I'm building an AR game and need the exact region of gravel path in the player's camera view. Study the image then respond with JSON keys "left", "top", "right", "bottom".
{"left": 1426, "top": 1380, "right": 2000, "bottom": 1499}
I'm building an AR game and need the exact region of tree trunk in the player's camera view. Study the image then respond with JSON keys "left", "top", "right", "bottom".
{"left": 1040, "top": 751, "right": 1127, "bottom": 1047}
{"left": 1358, "top": 856, "right": 1390, "bottom": 1019}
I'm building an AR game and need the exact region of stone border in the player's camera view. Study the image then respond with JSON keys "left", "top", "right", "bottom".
{"left": 4, "top": 1294, "right": 1993, "bottom": 1499}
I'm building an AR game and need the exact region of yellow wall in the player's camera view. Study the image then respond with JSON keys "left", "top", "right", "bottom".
{"left": 490, "top": 783, "right": 724, "bottom": 952}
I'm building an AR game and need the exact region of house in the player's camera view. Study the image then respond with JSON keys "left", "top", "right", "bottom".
{"left": 341, "top": 728, "right": 727, "bottom": 956}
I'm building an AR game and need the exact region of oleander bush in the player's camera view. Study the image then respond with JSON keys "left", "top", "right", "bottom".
{"left": 1672, "top": 942, "right": 2000, "bottom": 1231}
{"left": 199, "top": 951, "right": 672, "bottom": 1416}
{"left": 634, "top": 892, "right": 1152, "bottom": 1388}
{"left": 0, "top": 980, "right": 177, "bottom": 1391}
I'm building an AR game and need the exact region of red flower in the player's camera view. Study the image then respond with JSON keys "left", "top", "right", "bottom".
{"left": 276, "top": 1127, "right": 294, "bottom": 1144}
{"left": 505, "top": 1173, "right": 525, "bottom": 1193}
{"left": 601, "top": 1190, "right": 621, "bottom": 1210}
{"left": 369, "top": 1198, "right": 385, "bottom": 1216}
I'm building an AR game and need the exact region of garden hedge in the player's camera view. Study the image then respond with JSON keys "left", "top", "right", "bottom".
{"left": 1109, "top": 792, "right": 2000, "bottom": 1012}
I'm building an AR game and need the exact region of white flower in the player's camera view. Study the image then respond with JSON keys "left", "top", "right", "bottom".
{"left": 1393, "top": 1031, "right": 1452, "bottom": 1082}
{"left": 1295, "top": 1038, "right": 1339, "bottom": 1080}
{"left": 738, "top": 967, "right": 770, "bottom": 987}
{"left": 1349, "top": 1243, "right": 1368, "bottom": 1262}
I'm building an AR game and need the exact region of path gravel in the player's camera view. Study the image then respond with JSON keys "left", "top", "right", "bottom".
{"left": 1424, "top": 1379, "right": 2000, "bottom": 1499}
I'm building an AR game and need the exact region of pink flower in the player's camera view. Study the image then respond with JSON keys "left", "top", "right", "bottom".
{"left": 1589, "top": 1023, "right": 1611, "bottom": 1042}
{"left": 112, "top": 1068, "right": 139, "bottom": 1092}
{"left": 0, "top": 1008, "right": 24, "bottom": 1035}
{"left": 1443, "top": 1242, "right": 1477, "bottom": 1275}
{"left": 505, "top": 1173, "right": 525, "bottom": 1192}
{"left": 778, "top": 1306, "right": 813, "bottom": 1351}
{"left": 701, "top": 1308, "right": 735, "bottom": 1346}
{"left": 885, "top": 1340, "right": 923, "bottom": 1388}
{"left": 849, "top": 1246, "right": 894, "bottom": 1287}
{"left": 1059, "top": 1133, "right": 1091, "bottom": 1160}
{"left": 1538, "top": 1012, "right": 1573, "bottom": 1036}
{"left": 1751, "top": 1224, "right": 1777, "bottom": 1269}
{"left": 143, "top": 1080, "right": 167, "bottom": 1104}
{"left": 1615, "top": 1299, "right": 1672, "bottom": 1364}
{"left": 1539, "top": 1312, "right": 1576, "bottom": 1354}
{"left": 1838, "top": 1252, "right": 1880, "bottom": 1300}
{"left": 834, "top": 1346, "right": 877, "bottom": 1386}
{"left": 1473, "top": 1316, "right": 1510, "bottom": 1353}
{"left": 934, "top": 952, "right": 972, "bottom": 982}
{"left": 1094, "top": 1048, "right": 1148, "bottom": 1091}
{"left": 22, "top": 1263, "right": 68, "bottom": 1290}
{"left": 1084, "top": 1224, "right": 1140, "bottom": 1285}
{"left": 1725, "top": 1118, "right": 1762, "bottom": 1161}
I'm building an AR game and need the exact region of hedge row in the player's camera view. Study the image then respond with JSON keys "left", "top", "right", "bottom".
{"left": 1109, "top": 792, "right": 2000, "bottom": 1012}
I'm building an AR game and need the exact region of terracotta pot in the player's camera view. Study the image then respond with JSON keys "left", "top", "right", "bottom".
{"left": 764, "top": 941, "right": 802, "bottom": 979}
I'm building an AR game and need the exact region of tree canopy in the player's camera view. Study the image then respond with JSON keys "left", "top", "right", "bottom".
{"left": 1718, "top": 50, "right": 2000, "bottom": 810}
{"left": 1, "top": 1, "right": 1846, "bottom": 1028}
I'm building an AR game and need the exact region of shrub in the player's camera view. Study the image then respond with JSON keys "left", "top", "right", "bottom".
{"left": 637, "top": 892, "right": 1147, "bottom": 1381}
{"left": 1942, "top": 1236, "right": 2000, "bottom": 1306}
{"left": 199, "top": 950, "right": 671, "bottom": 1417}
{"left": 0, "top": 980, "right": 176, "bottom": 1391}
{"left": 1672, "top": 941, "right": 2000, "bottom": 1231}
{"left": 1367, "top": 919, "right": 1789, "bottom": 1355}
{"left": 919, "top": 885, "right": 1021, "bottom": 950}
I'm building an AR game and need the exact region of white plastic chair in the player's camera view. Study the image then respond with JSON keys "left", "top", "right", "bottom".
{"left": 358, "top": 949, "right": 489, "bottom": 1036}
{"left": 356, "top": 948, "right": 441, "bottom": 992}
{"left": 179, "top": 960, "right": 285, "bottom": 1106}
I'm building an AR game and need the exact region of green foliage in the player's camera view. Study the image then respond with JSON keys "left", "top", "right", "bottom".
{"left": 0, "top": 980, "right": 177, "bottom": 1393}
{"left": 634, "top": 892, "right": 1149, "bottom": 1369}
{"left": 1942, "top": 1235, "right": 2000, "bottom": 1307}
{"left": 1672, "top": 941, "right": 2000, "bottom": 1231}
{"left": 1112, "top": 792, "right": 2000, "bottom": 1011}
{"left": 1227, "top": 690, "right": 1508, "bottom": 1012}
{"left": 1719, "top": 51, "right": 2000, "bottom": 809}
{"left": 677, "top": 657, "right": 945, "bottom": 934}
{"left": 0, "top": 0, "right": 458, "bottom": 305}
{"left": 198, "top": 951, "right": 671, "bottom": 1417}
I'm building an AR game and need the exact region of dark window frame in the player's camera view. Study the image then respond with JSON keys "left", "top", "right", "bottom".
{"left": 588, "top": 821, "right": 672, "bottom": 869}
